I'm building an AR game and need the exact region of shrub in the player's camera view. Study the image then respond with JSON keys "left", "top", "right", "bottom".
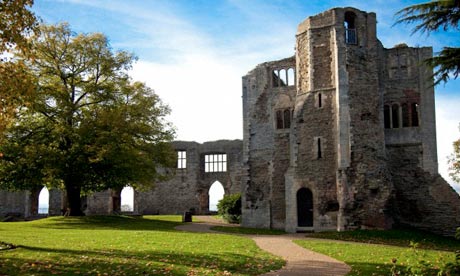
{"left": 217, "top": 193, "right": 241, "bottom": 224}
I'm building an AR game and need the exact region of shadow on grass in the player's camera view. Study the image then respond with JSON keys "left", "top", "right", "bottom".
{"left": 306, "top": 228, "right": 460, "bottom": 251}
{"left": 2, "top": 244, "right": 283, "bottom": 276}
{"left": 31, "top": 216, "right": 182, "bottom": 232}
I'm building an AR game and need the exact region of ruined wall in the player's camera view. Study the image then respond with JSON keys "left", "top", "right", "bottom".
{"left": 137, "top": 140, "right": 243, "bottom": 215}
{"left": 0, "top": 190, "right": 28, "bottom": 217}
{"left": 242, "top": 57, "right": 296, "bottom": 229}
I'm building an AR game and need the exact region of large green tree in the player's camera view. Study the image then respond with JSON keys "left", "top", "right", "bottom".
{"left": 0, "top": 23, "right": 176, "bottom": 215}
{"left": 0, "top": 0, "right": 38, "bottom": 135}
{"left": 395, "top": 0, "right": 459, "bottom": 85}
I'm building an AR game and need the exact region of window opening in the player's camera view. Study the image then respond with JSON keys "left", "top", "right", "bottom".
{"left": 38, "top": 187, "right": 49, "bottom": 214}
{"left": 317, "top": 138, "right": 322, "bottom": 159}
{"left": 177, "top": 150, "right": 186, "bottom": 169}
{"left": 384, "top": 105, "right": 391, "bottom": 128}
{"left": 121, "top": 186, "right": 134, "bottom": 212}
{"left": 391, "top": 104, "right": 400, "bottom": 128}
{"left": 402, "top": 103, "right": 410, "bottom": 127}
{"left": 276, "top": 110, "right": 284, "bottom": 129}
{"left": 283, "top": 109, "right": 291, "bottom": 128}
{"left": 279, "top": 69, "right": 287, "bottom": 86}
{"left": 273, "top": 70, "right": 280, "bottom": 87}
{"left": 287, "top": 68, "right": 295, "bottom": 86}
{"left": 411, "top": 103, "right": 419, "bottom": 127}
{"left": 208, "top": 181, "right": 225, "bottom": 212}
{"left": 205, "top": 154, "right": 227, "bottom": 172}
{"left": 318, "top": 93, "right": 322, "bottom": 108}
{"left": 344, "top": 11, "right": 357, "bottom": 44}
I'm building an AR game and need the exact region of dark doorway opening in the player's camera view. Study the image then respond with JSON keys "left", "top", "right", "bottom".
{"left": 297, "top": 188, "right": 313, "bottom": 227}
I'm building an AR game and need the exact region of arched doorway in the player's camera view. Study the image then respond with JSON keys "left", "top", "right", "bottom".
{"left": 297, "top": 188, "right": 313, "bottom": 227}
{"left": 120, "top": 186, "right": 134, "bottom": 212}
{"left": 208, "top": 181, "right": 225, "bottom": 212}
{"left": 38, "top": 187, "right": 49, "bottom": 215}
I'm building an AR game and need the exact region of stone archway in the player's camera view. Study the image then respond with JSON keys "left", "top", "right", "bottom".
{"left": 208, "top": 181, "right": 225, "bottom": 212}
{"left": 38, "top": 187, "right": 49, "bottom": 215}
{"left": 297, "top": 188, "right": 313, "bottom": 227}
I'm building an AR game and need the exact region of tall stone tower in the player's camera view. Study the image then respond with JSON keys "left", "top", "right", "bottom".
{"left": 242, "top": 7, "right": 460, "bottom": 235}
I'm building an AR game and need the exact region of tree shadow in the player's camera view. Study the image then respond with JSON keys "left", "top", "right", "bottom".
{"left": 2, "top": 244, "right": 283, "bottom": 275}
{"left": 32, "top": 215, "right": 182, "bottom": 232}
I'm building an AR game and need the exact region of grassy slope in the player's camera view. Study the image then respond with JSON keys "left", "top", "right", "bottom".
{"left": 0, "top": 216, "right": 283, "bottom": 276}
{"left": 295, "top": 229, "right": 460, "bottom": 276}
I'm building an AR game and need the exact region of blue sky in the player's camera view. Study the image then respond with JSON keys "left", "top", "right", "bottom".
{"left": 32, "top": 0, "right": 460, "bottom": 191}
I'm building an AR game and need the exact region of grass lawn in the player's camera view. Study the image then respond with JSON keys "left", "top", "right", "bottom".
{"left": 0, "top": 215, "right": 284, "bottom": 275}
{"left": 295, "top": 229, "right": 460, "bottom": 276}
{"left": 211, "top": 226, "right": 285, "bottom": 236}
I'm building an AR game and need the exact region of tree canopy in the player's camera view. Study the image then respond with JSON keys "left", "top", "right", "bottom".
{"left": 395, "top": 0, "right": 460, "bottom": 85}
{"left": 0, "top": 23, "right": 176, "bottom": 215}
{"left": 0, "top": 0, "right": 38, "bottom": 135}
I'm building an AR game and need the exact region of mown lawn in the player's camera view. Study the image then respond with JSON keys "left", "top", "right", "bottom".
{"left": 295, "top": 229, "right": 460, "bottom": 276}
{"left": 0, "top": 216, "right": 284, "bottom": 275}
{"left": 211, "top": 226, "right": 285, "bottom": 236}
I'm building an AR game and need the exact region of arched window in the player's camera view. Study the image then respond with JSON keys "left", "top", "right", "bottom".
{"left": 276, "top": 110, "right": 283, "bottom": 129}
{"left": 273, "top": 70, "right": 280, "bottom": 87}
{"left": 38, "top": 187, "right": 49, "bottom": 215}
{"left": 402, "top": 103, "right": 410, "bottom": 127}
{"left": 209, "top": 181, "right": 225, "bottom": 212}
{"left": 120, "top": 186, "right": 134, "bottom": 212}
{"left": 411, "top": 103, "right": 419, "bottom": 126}
{"left": 283, "top": 109, "right": 291, "bottom": 128}
{"left": 287, "top": 68, "right": 295, "bottom": 86}
{"left": 344, "top": 11, "right": 357, "bottom": 44}
{"left": 384, "top": 105, "right": 391, "bottom": 129}
{"left": 392, "top": 104, "right": 400, "bottom": 128}
{"left": 279, "top": 69, "right": 287, "bottom": 86}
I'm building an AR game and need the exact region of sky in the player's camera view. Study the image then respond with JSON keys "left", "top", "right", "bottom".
{"left": 31, "top": 0, "right": 460, "bottom": 193}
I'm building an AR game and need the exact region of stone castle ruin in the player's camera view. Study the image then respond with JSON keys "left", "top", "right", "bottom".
{"left": 1, "top": 7, "right": 459, "bottom": 235}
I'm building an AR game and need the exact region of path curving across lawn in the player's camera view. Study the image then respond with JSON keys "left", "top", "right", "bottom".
{"left": 176, "top": 216, "right": 351, "bottom": 276}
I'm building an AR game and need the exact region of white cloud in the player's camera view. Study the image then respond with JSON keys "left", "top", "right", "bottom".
{"left": 436, "top": 94, "right": 460, "bottom": 192}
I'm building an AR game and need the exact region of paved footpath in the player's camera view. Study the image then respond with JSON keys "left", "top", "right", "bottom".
{"left": 175, "top": 216, "right": 351, "bottom": 276}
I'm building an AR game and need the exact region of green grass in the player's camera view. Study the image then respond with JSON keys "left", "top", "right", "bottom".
{"left": 0, "top": 216, "right": 284, "bottom": 275}
{"left": 305, "top": 229, "right": 460, "bottom": 251}
{"left": 295, "top": 229, "right": 460, "bottom": 276}
{"left": 211, "top": 226, "right": 285, "bottom": 235}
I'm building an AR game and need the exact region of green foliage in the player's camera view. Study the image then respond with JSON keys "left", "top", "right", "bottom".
{"left": 0, "top": 23, "right": 176, "bottom": 215}
{"left": 217, "top": 193, "right": 241, "bottom": 224}
{"left": 449, "top": 126, "right": 460, "bottom": 183}
{"left": 395, "top": 0, "right": 460, "bottom": 85}
{"left": 0, "top": 216, "right": 284, "bottom": 275}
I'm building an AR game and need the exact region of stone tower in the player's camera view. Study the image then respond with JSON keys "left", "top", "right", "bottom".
{"left": 242, "top": 7, "right": 460, "bottom": 235}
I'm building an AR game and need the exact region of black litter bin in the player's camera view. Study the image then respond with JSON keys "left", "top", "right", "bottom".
{"left": 182, "top": 211, "right": 192, "bottom": 222}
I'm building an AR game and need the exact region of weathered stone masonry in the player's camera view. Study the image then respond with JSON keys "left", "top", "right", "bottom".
{"left": 242, "top": 7, "right": 460, "bottom": 236}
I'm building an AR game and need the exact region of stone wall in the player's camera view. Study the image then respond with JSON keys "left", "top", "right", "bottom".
{"left": 137, "top": 140, "right": 243, "bottom": 215}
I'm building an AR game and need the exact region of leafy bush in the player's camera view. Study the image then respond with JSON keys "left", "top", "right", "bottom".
{"left": 217, "top": 193, "right": 241, "bottom": 224}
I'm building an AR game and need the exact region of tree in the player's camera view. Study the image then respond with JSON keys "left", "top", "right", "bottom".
{"left": 0, "top": 0, "right": 38, "bottom": 135}
{"left": 449, "top": 126, "right": 460, "bottom": 183}
{"left": 0, "top": 23, "right": 176, "bottom": 216}
{"left": 395, "top": 0, "right": 460, "bottom": 85}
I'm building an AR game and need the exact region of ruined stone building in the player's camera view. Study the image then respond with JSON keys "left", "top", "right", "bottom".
{"left": 0, "top": 140, "right": 243, "bottom": 217}
{"left": 241, "top": 7, "right": 460, "bottom": 235}
{"left": 1, "top": 7, "right": 459, "bottom": 236}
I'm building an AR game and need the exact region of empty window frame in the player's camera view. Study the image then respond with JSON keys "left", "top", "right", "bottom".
{"left": 411, "top": 103, "right": 419, "bottom": 127}
{"left": 344, "top": 11, "right": 357, "bottom": 44}
{"left": 272, "top": 67, "right": 295, "bottom": 87}
{"left": 177, "top": 151, "right": 186, "bottom": 169}
{"left": 384, "top": 105, "right": 391, "bottom": 128}
{"left": 276, "top": 108, "right": 292, "bottom": 129}
{"left": 317, "top": 138, "right": 322, "bottom": 159}
{"left": 205, "top": 154, "right": 227, "bottom": 172}
{"left": 391, "top": 104, "right": 400, "bottom": 128}
{"left": 318, "top": 92, "right": 323, "bottom": 108}
{"left": 402, "top": 103, "right": 410, "bottom": 127}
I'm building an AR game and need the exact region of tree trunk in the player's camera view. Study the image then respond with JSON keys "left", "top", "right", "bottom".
{"left": 65, "top": 181, "right": 84, "bottom": 216}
